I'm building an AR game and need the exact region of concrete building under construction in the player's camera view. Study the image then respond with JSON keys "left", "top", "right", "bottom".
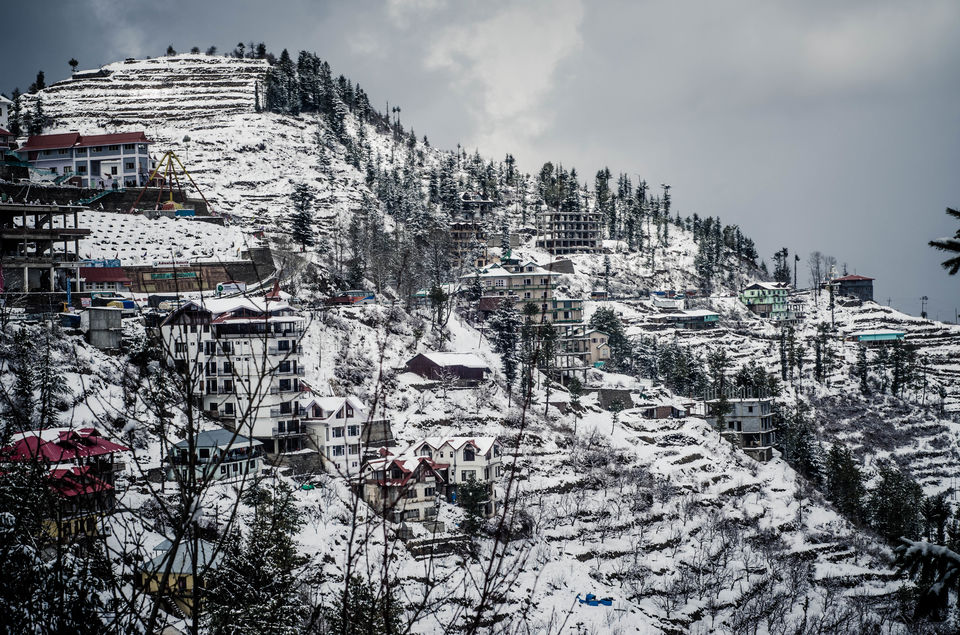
{"left": 535, "top": 206, "right": 602, "bottom": 255}
{"left": 0, "top": 202, "right": 90, "bottom": 293}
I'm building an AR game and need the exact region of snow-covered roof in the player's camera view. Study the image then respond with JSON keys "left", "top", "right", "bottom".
{"left": 301, "top": 395, "right": 368, "bottom": 421}
{"left": 743, "top": 282, "right": 789, "bottom": 291}
{"left": 416, "top": 351, "right": 489, "bottom": 369}
{"left": 172, "top": 429, "right": 261, "bottom": 451}
{"left": 146, "top": 538, "right": 222, "bottom": 575}
{"left": 847, "top": 329, "right": 906, "bottom": 337}
{"left": 412, "top": 436, "right": 500, "bottom": 456}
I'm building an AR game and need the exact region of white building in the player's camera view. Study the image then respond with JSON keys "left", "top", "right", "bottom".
{"left": 300, "top": 395, "right": 391, "bottom": 477}
{"left": 17, "top": 131, "right": 152, "bottom": 188}
{"left": 167, "top": 428, "right": 264, "bottom": 482}
{"left": 361, "top": 436, "right": 504, "bottom": 523}
{"left": 0, "top": 94, "right": 12, "bottom": 129}
{"left": 160, "top": 295, "right": 306, "bottom": 454}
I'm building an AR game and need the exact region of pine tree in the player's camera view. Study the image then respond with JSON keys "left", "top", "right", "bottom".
{"left": 8, "top": 88, "right": 22, "bottom": 137}
{"left": 166, "top": 45, "right": 176, "bottom": 56}
{"left": 8, "top": 329, "right": 36, "bottom": 433}
{"left": 856, "top": 345, "right": 870, "bottom": 394}
{"left": 458, "top": 477, "right": 489, "bottom": 537}
{"left": 870, "top": 463, "right": 923, "bottom": 544}
{"left": 289, "top": 184, "right": 316, "bottom": 250}
{"left": 36, "top": 330, "right": 69, "bottom": 429}
{"left": 487, "top": 300, "right": 522, "bottom": 394}
{"left": 824, "top": 442, "right": 865, "bottom": 523}
{"left": 589, "top": 307, "right": 632, "bottom": 371}
{"left": 68, "top": 58, "right": 78, "bottom": 73}
{"left": 929, "top": 207, "right": 960, "bottom": 275}
{"left": 29, "top": 99, "right": 44, "bottom": 135}
{"left": 325, "top": 575, "right": 403, "bottom": 635}
{"left": 205, "top": 483, "right": 308, "bottom": 634}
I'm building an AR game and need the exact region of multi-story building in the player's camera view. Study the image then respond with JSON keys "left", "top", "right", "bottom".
{"left": 139, "top": 538, "right": 222, "bottom": 618}
{"left": 450, "top": 192, "right": 494, "bottom": 269}
{"left": 535, "top": 206, "right": 602, "bottom": 255}
{"left": 361, "top": 436, "right": 503, "bottom": 522}
{"left": 360, "top": 453, "right": 447, "bottom": 523}
{"left": 18, "top": 131, "right": 152, "bottom": 188}
{"left": 833, "top": 274, "right": 874, "bottom": 302}
{"left": 2, "top": 427, "right": 128, "bottom": 538}
{"left": 300, "top": 395, "right": 392, "bottom": 477}
{"left": 0, "top": 202, "right": 90, "bottom": 293}
{"left": 704, "top": 397, "right": 776, "bottom": 462}
{"left": 464, "top": 260, "right": 585, "bottom": 324}
{"left": 160, "top": 295, "right": 307, "bottom": 454}
{"left": 407, "top": 436, "right": 503, "bottom": 516}
{"left": 740, "top": 282, "right": 794, "bottom": 321}
{"left": 79, "top": 266, "right": 133, "bottom": 293}
{"left": 556, "top": 327, "right": 611, "bottom": 370}
{"left": 167, "top": 428, "right": 265, "bottom": 483}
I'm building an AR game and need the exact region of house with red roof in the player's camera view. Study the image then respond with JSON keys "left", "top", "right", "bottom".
{"left": 361, "top": 435, "right": 503, "bottom": 522}
{"left": 833, "top": 274, "right": 874, "bottom": 303}
{"left": 18, "top": 130, "right": 152, "bottom": 188}
{"left": 2, "top": 427, "right": 129, "bottom": 538}
{"left": 79, "top": 266, "right": 133, "bottom": 293}
{"left": 0, "top": 127, "right": 14, "bottom": 150}
{"left": 361, "top": 451, "right": 448, "bottom": 523}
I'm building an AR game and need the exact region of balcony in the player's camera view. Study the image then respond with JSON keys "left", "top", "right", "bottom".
{"left": 271, "top": 426, "right": 305, "bottom": 438}
{"left": 277, "top": 367, "right": 306, "bottom": 376}
{"left": 267, "top": 345, "right": 303, "bottom": 356}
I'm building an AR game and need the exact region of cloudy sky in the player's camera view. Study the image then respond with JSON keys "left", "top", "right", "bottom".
{"left": 4, "top": 0, "right": 959, "bottom": 319}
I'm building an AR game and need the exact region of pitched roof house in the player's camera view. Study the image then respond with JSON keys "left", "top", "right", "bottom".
{"left": 405, "top": 352, "right": 491, "bottom": 384}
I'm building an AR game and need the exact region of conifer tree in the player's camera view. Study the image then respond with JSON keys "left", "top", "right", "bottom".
{"left": 205, "top": 482, "right": 308, "bottom": 634}
{"left": 870, "top": 464, "right": 923, "bottom": 544}
{"left": 929, "top": 207, "right": 960, "bottom": 275}
{"left": 325, "top": 575, "right": 402, "bottom": 635}
{"left": 824, "top": 442, "right": 865, "bottom": 523}
{"left": 289, "top": 183, "right": 316, "bottom": 250}
{"left": 856, "top": 345, "right": 870, "bottom": 394}
{"left": 487, "top": 300, "right": 522, "bottom": 395}
{"left": 588, "top": 307, "right": 631, "bottom": 371}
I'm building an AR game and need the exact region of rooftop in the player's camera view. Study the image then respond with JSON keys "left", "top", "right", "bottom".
{"left": 19, "top": 131, "right": 151, "bottom": 152}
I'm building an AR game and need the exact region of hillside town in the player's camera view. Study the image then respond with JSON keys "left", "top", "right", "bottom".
{"left": 0, "top": 27, "right": 959, "bottom": 635}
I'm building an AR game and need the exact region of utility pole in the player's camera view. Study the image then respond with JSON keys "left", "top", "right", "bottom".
{"left": 829, "top": 282, "right": 836, "bottom": 329}
{"left": 793, "top": 253, "right": 799, "bottom": 289}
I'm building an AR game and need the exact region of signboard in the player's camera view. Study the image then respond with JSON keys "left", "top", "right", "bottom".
{"left": 80, "top": 298, "right": 92, "bottom": 308}
{"left": 151, "top": 272, "right": 197, "bottom": 280}
{"left": 82, "top": 259, "right": 122, "bottom": 268}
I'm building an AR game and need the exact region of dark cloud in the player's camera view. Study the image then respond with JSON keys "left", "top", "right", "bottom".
{"left": 3, "top": 0, "right": 958, "bottom": 319}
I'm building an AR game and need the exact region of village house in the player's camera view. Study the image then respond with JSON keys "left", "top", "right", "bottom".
{"left": 167, "top": 428, "right": 265, "bottom": 483}
{"left": 300, "top": 395, "right": 393, "bottom": 477}
{"left": 360, "top": 436, "right": 503, "bottom": 523}
{"left": 833, "top": 274, "right": 874, "bottom": 302}
{"left": 464, "top": 260, "right": 584, "bottom": 324}
{"left": 639, "top": 400, "right": 689, "bottom": 419}
{"left": 407, "top": 436, "right": 503, "bottom": 516}
{"left": 704, "top": 397, "right": 777, "bottom": 462}
{"left": 0, "top": 127, "right": 14, "bottom": 151}
{"left": 79, "top": 266, "right": 133, "bottom": 293}
{"left": 843, "top": 329, "right": 906, "bottom": 345}
{"left": 556, "top": 327, "right": 611, "bottom": 370}
{"left": 360, "top": 453, "right": 447, "bottom": 523}
{"left": 139, "top": 538, "right": 222, "bottom": 618}
{"left": 406, "top": 351, "right": 491, "bottom": 385}
{"left": 651, "top": 309, "right": 720, "bottom": 330}
{"left": 17, "top": 131, "right": 152, "bottom": 188}
{"left": 740, "top": 282, "right": 794, "bottom": 321}
{"left": 159, "top": 294, "right": 306, "bottom": 454}
{"left": 2, "top": 427, "right": 128, "bottom": 538}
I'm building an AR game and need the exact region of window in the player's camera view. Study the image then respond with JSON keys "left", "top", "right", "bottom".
{"left": 484, "top": 467, "right": 490, "bottom": 480}
{"left": 347, "top": 425, "right": 359, "bottom": 436}
{"left": 249, "top": 460, "right": 257, "bottom": 469}
{"left": 279, "top": 378, "right": 292, "bottom": 392}
{"left": 220, "top": 465, "right": 227, "bottom": 475}
{"left": 77, "top": 164, "right": 88, "bottom": 174}
{"left": 279, "top": 361, "right": 291, "bottom": 373}
{"left": 175, "top": 342, "right": 187, "bottom": 354}
{"left": 332, "top": 427, "right": 344, "bottom": 438}
{"left": 405, "top": 488, "right": 418, "bottom": 499}
{"left": 223, "top": 402, "right": 235, "bottom": 415}
{"left": 198, "top": 448, "right": 210, "bottom": 459}
{"left": 494, "top": 279, "right": 505, "bottom": 288}
{"left": 461, "top": 470, "right": 476, "bottom": 481}
{"left": 332, "top": 445, "right": 345, "bottom": 456}
{"left": 748, "top": 406, "right": 754, "bottom": 413}
{"left": 125, "top": 162, "right": 134, "bottom": 170}
{"left": 278, "top": 340, "right": 290, "bottom": 351}
{"left": 221, "top": 379, "right": 233, "bottom": 393}
{"left": 94, "top": 146, "right": 103, "bottom": 151}
{"left": 424, "top": 487, "right": 435, "bottom": 497}
{"left": 123, "top": 143, "right": 135, "bottom": 150}
{"left": 205, "top": 361, "right": 216, "bottom": 375}
{"left": 206, "top": 379, "right": 217, "bottom": 395}
{"left": 464, "top": 447, "right": 475, "bottom": 461}
{"left": 222, "top": 361, "right": 232, "bottom": 374}
{"left": 403, "top": 509, "right": 420, "bottom": 520}
{"left": 110, "top": 166, "right": 118, "bottom": 175}
{"left": 189, "top": 325, "right": 197, "bottom": 334}
{"left": 279, "top": 402, "right": 292, "bottom": 414}
{"left": 349, "top": 444, "right": 359, "bottom": 455}
{"left": 76, "top": 148, "right": 87, "bottom": 156}
{"left": 108, "top": 145, "right": 119, "bottom": 151}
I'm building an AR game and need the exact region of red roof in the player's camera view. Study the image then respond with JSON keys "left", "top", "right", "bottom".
{"left": 834, "top": 274, "right": 874, "bottom": 282}
{"left": 80, "top": 267, "right": 132, "bottom": 284}
{"left": 3, "top": 427, "right": 129, "bottom": 464}
{"left": 0, "top": 128, "right": 11, "bottom": 136}
{"left": 19, "top": 131, "right": 150, "bottom": 152}
{"left": 48, "top": 465, "right": 113, "bottom": 498}
{"left": 18, "top": 132, "right": 81, "bottom": 151}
